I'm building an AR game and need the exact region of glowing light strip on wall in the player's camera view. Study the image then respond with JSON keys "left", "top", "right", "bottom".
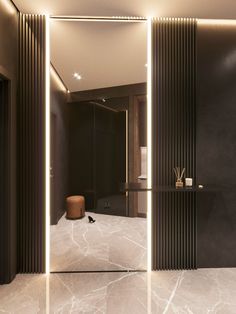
{"left": 50, "top": 66, "right": 68, "bottom": 93}
{"left": 147, "top": 17, "right": 152, "bottom": 272}
{"left": 50, "top": 15, "right": 147, "bottom": 22}
{"left": 126, "top": 110, "right": 129, "bottom": 198}
{"left": 45, "top": 14, "right": 50, "bottom": 275}
{"left": 198, "top": 19, "right": 236, "bottom": 25}
{"left": 1, "top": 0, "right": 16, "bottom": 14}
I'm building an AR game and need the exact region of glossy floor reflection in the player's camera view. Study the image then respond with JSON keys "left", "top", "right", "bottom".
{"left": 50, "top": 213, "right": 147, "bottom": 271}
{"left": 1, "top": 268, "right": 236, "bottom": 313}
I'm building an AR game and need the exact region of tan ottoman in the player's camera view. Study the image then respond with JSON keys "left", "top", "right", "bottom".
{"left": 66, "top": 195, "right": 85, "bottom": 220}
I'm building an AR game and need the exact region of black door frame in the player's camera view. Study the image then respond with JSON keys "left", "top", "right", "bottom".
{"left": 0, "top": 74, "right": 15, "bottom": 284}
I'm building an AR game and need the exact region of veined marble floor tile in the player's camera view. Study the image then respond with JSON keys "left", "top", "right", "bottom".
{"left": 163, "top": 268, "right": 236, "bottom": 313}
{"left": 0, "top": 274, "right": 47, "bottom": 314}
{"left": 1, "top": 269, "right": 236, "bottom": 313}
{"left": 50, "top": 213, "right": 147, "bottom": 271}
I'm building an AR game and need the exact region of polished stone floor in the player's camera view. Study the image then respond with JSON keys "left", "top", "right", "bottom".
{"left": 50, "top": 213, "right": 147, "bottom": 271}
{"left": 1, "top": 268, "right": 236, "bottom": 313}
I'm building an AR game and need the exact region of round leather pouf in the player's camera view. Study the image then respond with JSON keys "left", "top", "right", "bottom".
{"left": 66, "top": 195, "right": 85, "bottom": 220}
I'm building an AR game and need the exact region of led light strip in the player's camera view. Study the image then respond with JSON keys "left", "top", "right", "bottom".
{"left": 126, "top": 110, "right": 128, "bottom": 197}
{"left": 51, "top": 64, "right": 68, "bottom": 92}
{"left": 147, "top": 17, "right": 152, "bottom": 272}
{"left": 198, "top": 18, "right": 236, "bottom": 25}
{"left": 45, "top": 14, "right": 50, "bottom": 275}
{"left": 50, "top": 15, "right": 147, "bottom": 22}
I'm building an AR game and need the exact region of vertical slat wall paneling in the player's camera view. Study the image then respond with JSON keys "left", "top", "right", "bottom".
{"left": 152, "top": 18, "right": 196, "bottom": 270}
{"left": 18, "top": 14, "right": 46, "bottom": 273}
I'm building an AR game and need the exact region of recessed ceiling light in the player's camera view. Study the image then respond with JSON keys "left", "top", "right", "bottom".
{"left": 73, "top": 72, "right": 82, "bottom": 80}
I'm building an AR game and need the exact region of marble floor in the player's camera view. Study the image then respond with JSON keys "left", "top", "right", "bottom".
{"left": 50, "top": 213, "right": 147, "bottom": 271}
{"left": 1, "top": 268, "right": 236, "bottom": 313}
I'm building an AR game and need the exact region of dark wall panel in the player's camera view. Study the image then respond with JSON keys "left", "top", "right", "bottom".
{"left": 94, "top": 107, "right": 125, "bottom": 198}
{"left": 50, "top": 67, "right": 69, "bottom": 224}
{"left": 18, "top": 14, "right": 46, "bottom": 273}
{"left": 69, "top": 84, "right": 146, "bottom": 217}
{"left": 152, "top": 18, "right": 197, "bottom": 270}
{"left": 94, "top": 108, "right": 126, "bottom": 215}
{"left": 197, "top": 22, "right": 236, "bottom": 267}
{"left": 68, "top": 102, "right": 126, "bottom": 215}
{"left": 68, "top": 102, "right": 95, "bottom": 209}
{"left": 0, "top": 0, "right": 18, "bottom": 284}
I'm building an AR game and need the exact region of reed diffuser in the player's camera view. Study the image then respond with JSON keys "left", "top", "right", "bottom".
{"left": 173, "top": 166, "right": 185, "bottom": 188}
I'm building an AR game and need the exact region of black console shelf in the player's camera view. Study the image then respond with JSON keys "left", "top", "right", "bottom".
{"left": 121, "top": 182, "right": 212, "bottom": 193}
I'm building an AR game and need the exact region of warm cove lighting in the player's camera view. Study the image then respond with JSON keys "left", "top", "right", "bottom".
{"left": 198, "top": 19, "right": 236, "bottom": 25}
{"left": 112, "top": 16, "right": 146, "bottom": 20}
{"left": 74, "top": 72, "right": 82, "bottom": 80}
{"left": 51, "top": 67, "right": 67, "bottom": 92}
{"left": 147, "top": 17, "right": 152, "bottom": 272}
{"left": 1, "top": 0, "right": 16, "bottom": 14}
{"left": 51, "top": 16, "right": 147, "bottom": 23}
{"left": 45, "top": 14, "right": 50, "bottom": 275}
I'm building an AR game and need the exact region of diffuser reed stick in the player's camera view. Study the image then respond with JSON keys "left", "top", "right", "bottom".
{"left": 173, "top": 166, "right": 185, "bottom": 188}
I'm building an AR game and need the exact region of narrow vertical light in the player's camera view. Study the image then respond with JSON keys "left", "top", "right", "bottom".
{"left": 147, "top": 17, "right": 152, "bottom": 272}
{"left": 45, "top": 14, "right": 50, "bottom": 275}
{"left": 125, "top": 110, "right": 129, "bottom": 215}
{"left": 197, "top": 19, "right": 236, "bottom": 25}
{"left": 126, "top": 110, "right": 129, "bottom": 185}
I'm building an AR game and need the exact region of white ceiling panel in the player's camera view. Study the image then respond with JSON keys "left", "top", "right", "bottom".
{"left": 13, "top": 0, "right": 236, "bottom": 19}
{"left": 13, "top": 0, "right": 236, "bottom": 92}
{"left": 50, "top": 20, "right": 147, "bottom": 92}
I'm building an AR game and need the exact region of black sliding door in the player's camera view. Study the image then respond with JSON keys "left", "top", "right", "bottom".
{"left": 0, "top": 78, "right": 13, "bottom": 284}
{"left": 94, "top": 106, "right": 126, "bottom": 216}
{"left": 68, "top": 102, "right": 127, "bottom": 216}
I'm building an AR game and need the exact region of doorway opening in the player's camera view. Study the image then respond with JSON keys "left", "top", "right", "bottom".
{"left": 0, "top": 76, "right": 10, "bottom": 283}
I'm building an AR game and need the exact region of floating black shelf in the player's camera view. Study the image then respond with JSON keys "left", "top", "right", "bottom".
{"left": 121, "top": 182, "right": 211, "bottom": 193}
{"left": 120, "top": 182, "right": 151, "bottom": 192}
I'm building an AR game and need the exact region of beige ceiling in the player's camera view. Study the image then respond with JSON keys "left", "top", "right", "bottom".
{"left": 50, "top": 20, "right": 147, "bottom": 92}
{"left": 13, "top": 0, "right": 236, "bottom": 19}
{"left": 13, "top": 0, "right": 236, "bottom": 92}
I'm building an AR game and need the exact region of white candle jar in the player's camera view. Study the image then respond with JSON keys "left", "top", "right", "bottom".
{"left": 185, "top": 178, "right": 193, "bottom": 187}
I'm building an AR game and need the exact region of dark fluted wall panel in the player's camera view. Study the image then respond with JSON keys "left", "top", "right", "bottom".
{"left": 18, "top": 14, "right": 46, "bottom": 273}
{"left": 152, "top": 18, "right": 197, "bottom": 270}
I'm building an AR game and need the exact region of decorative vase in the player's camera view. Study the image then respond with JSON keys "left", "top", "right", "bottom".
{"left": 176, "top": 179, "right": 184, "bottom": 188}
{"left": 173, "top": 166, "right": 185, "bottom": 188}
